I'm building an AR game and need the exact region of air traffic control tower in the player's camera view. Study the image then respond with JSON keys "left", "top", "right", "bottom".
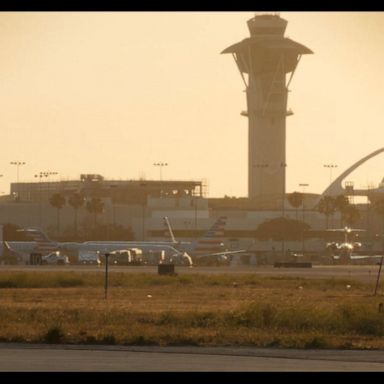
{"left": 222, "top": 14, "right": 312, "bottom": 201}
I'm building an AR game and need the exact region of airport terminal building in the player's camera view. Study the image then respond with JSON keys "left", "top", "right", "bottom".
{"left": 2, "top": 173, "right": 384, "bottom": 257}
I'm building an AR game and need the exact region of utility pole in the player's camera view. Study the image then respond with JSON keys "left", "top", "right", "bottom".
{"left": 153, "top": 162, "right": 168, "bottom": 181}
{"left": 374, "top": 256, "right": 384, "bottom": 296}
{"left": 299, "top": 183, "right": 309, "bottom": 254}
{"left": 323, "top": 164, "right": 338, "bottom": 194}
{"left": 10, "top": 161, "right": 26, "bottom": 201}
{"left": 104, "top": 253, "right": 110, "bottom": 299}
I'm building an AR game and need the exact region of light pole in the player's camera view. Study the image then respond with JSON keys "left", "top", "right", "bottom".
{"left": 281, "top": 162, "right": 287, "bottom": 259}
{"left": 35, "top": 171, "right": 58, "bottom": 195}
{"left": 140, "top": 183, "right": 147, "bottom": 240}
{"left": 194, "top": 196, "right": 198, "bottom": 240}
{"left": 45, "top": 171, "right": 58, "bottom": 182}
{"left": 46, "top": 171, "right": 58, "bottom": 196}
{"left": 104, "top": 252, "right": 110, "bottom": 299}
{"left": 323, "top": 164, "right": 338, "bottom": 194}
{"left": 323, "top": 164, "right": 337, "bottom": 228}
{"left": 299, "top": 183, "right": 309, "bottom": 221}
{"left": 153, "top": 162, "right": 168, "bottom": 181}
{"left": 374, "top": 256, "right": 384, "bottom": 296}
{"left": 10, "top": 161, "right": 26, "bottom": 201}
{"left": 299, "top": 183, "right": 309, "bottom": 254}
{"left": 34, "top": 171, "right": 52, "bottom": 227}
{"left": 142, "top": 202, "right": 146, "bottom": 241}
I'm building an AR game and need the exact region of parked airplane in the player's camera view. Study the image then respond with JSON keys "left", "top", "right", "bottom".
{"left": 0, "top": 226, "right": 63, "bottom": 264}
{"left": 2, "top": 226, "right": 191, "bottom": 265}
{"left": 325, "top": 226, "right": 382, "bottom": 263}
{"left": 0, "top": 216, "right": 245, "bottom": 266}
{"left": 68, "top": 216, "right": 236, "bottom": 265}
{"left": 1, "top": 240, "right": 31, "bottom": 264}
{"left": 162, "top": 216, "right": 248, "bottom": 263}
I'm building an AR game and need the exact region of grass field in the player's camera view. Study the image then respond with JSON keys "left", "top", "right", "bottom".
{"left": 0, "top": 270, "right": 383, "bottom": 349}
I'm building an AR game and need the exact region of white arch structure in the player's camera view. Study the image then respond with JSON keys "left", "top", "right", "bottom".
{"left": 314, "top": 147, "right": 384, "bottom": 206}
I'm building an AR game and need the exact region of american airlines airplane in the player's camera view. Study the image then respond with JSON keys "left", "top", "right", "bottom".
{"left": 0, "top": 225, "right": 188, "bottom": 265}
{"left": 162, "top": 216, "right": 247, "bottom": 262}
{"left": 0, "top": 217, "right": 243, "bottom": 265}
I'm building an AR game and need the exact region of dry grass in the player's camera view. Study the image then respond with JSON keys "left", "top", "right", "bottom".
{"left": 0, "top": 271, "right": 383, "bottom": 349}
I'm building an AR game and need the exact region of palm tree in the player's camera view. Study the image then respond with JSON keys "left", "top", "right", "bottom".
{"left": 49, "top": 193, "right": 66, "bottom": 236}
{"left": 68, "top": 192, "right": 85, "bottom": 237}
{"left": 334, "top": 195, "right": 350, "bottom": 226}
{"left": 86, "top": 197, "right": 104, "bottom": 227}
{"left": 342, "top": 204, "right": 361, "bottom": 227}
{"left": 317, "top": 196, "right": 336, "bottom": 229}
{"left": 288, "top": 191, "right": 303, "bottom": 221}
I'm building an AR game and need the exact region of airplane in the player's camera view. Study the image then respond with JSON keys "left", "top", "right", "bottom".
{"left": 325, "top": 226, "right": 383, "bottom": 263}
{"left": 68, "top": 216, "right": 236, "bottom": 265}
{"left": 0, "top": 226, "right": 64, "bottom": 265}
{"left": 162, "top": 216, "right": 248, "bottom": 264}
{"left": 1, "top": 240, "right": 31, "bottom": 264}
{"left": 0, "top": 216, "right": 245, "bottom": 266}
{"left": 2, "top": 226, "right": 191, "bottom": 266}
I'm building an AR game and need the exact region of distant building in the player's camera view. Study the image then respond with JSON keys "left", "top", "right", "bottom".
{"left": 11, "top": 174, "right": 206, "bottom": 204}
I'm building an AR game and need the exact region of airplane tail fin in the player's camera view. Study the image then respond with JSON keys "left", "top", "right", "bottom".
{"left": 163, "top": 216, "right": 177, "bottom": 244}
{"left": 192, "top": 216, "right": 227, "bottom": 254}
{"left": 0, "top": 226, "right": 17, "bottom": 261}
{"left": 17, "top": 228, "right": 59, "bottom": 255}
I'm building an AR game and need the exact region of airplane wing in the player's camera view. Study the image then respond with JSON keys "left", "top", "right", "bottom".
{"left": 194, "top": 249, "right": 247, "bottom": 258}
{"left": 290, "top": 253, "right": 305, "bottom": 257}
{"left": 325, "top": 228, "right": 366, "bottom": 232}
{"left": 350, "top": 254, "right": 384, "bottom": 260}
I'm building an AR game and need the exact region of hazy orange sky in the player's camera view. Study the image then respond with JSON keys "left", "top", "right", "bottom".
{"left": 1, "top": 12, "right": 384, "bottom": 198}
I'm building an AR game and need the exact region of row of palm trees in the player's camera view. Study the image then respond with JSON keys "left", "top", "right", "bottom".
{"left": 317, "top": 195, "right": 360, "bottom": 229}
{"left": 48, "top": 193, "right": 104, "bottom": 235}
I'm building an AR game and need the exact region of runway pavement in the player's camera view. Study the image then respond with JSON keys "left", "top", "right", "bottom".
{"left": 0, "top": 343, "right": 384, "bottom": 371}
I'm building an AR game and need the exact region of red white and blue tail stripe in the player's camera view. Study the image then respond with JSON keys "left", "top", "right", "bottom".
{"left": 17, "top": 228, "right": 59, "bottom": 255}
{"left": 192, "top": 216, "right": 227, "bottom": 254}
